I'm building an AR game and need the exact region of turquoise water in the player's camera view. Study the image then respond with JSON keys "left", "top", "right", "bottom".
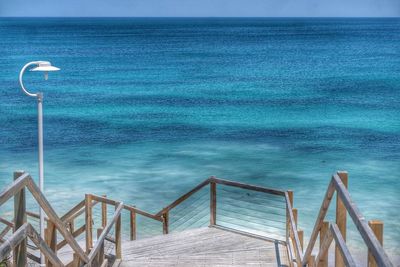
{"left": 0, "top": 18, "right": 399, "bottom": 260}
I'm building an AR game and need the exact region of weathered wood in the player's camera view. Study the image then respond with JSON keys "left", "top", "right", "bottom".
{"left": 0, "top": 226, "right": 12, "bottom": 241}
{"left": 284, "top": 192, "right": 302, "bottom": 265}
{"left": 57, "top": 224, "right": 86, "bottom": 250}
{"left": 302, "top": 179, "right": 335, "bottom": 266}
{"left": 368, "top": 220, "right": 383, "bottom": 267}
{"left": 316, "top": 222, "right": 333, "bottom": 267}
{"left": 211, "top": 177, "right": 286, "bottom": 196}
{"left": 293, "top": 208, "right": 298, "bottom": 226}
{"left": 85, "top": 194, "right": 93, "bottom": 253}
{"left": 13, "top": 170, "right": 26, "bottom": 267}
{"left": 45, "top": 220, "right": 57, "bottom": 267}
{"left": 336, "top": 171, "right": 348, "bottom": 267}
{"left": 298, "top": 229, "right": 304, "bottom": 250}
{"left": 319, "top": 221, "right": 329, "bottom": 267}
{"left": 25, "top": 176, "right": 89, "bottom": 263}
{"left": 102, "top": 195, "right": 107, "bottom": 228}
{"left": 60, "top": 199, "right": 85, "bottom": 222}
{"left": 90, "top": 194, "right": 162, "bottom": 221}
{"left": 88, "top": 203, "right": 123, "bottom": 264}
{"left": 97, "top": 228, "right": 105, "bottom": 265}
{"left": 332, "top": 174, "right": 393, "bottom": 267}
{"left": 0, "top": 223, "right": 28, "bottom": 262}
{"left": 286, "top": 190, "right": 293, "bottom": 249}
{"left": 116, "top": 205, "right": 122, "bottom": 259}
{"left": 308, "top": 255, "right": 316, "bottom": 267}
{"left": 210, "top": 181, "right": 216, "bottom": 226}
{"left": 26, "top": 224, "right": 64, "bottom": 266}
{"left": 120, "top": 227, "right": 290, "bottom": 267}
{"left": 331, "top": 223, "right": 356, "bottom": 267}
{"left": 162, "top": 211, "right": 169, "bottom": 235}
{"left": 0, "top": 218, "right": 13, "bottom": 228}
{"left": 0, "top": 172, "right": 30, "bottom": 206}
{"left": 156, "top": 178, "right": 211, "bottom": 216}
{"left": 130, "top": 210, "right": 136, "bottom": 241}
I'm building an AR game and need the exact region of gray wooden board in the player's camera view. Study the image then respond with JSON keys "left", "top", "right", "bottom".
{"left": 120, "top": 227, "right": 289, "bottom": 266}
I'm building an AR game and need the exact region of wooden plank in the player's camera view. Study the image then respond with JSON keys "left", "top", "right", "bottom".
{"left": 45, "top": 221, "right": 57, "bottom": 267}
{"left": 57, "top": 224, "right": 86, "bottom": 250}
{"left": 90, "top": 194, "right": 162, "bottom": 221}
{"left": 102, "top": 195, "right": 107, "bottom": 228}
{"left": 85, "top": 194, "right": 93, "bottom": 253}
{"left": 315, "top": 223, "right": 333, "bottom": 267}
{"left": 284, "top": 192, "right": 302, "bottom": 265}
{"left": 115, "top": 205, "right": 122, "bottom": 259}
{"left": 25, "top": 176, "right": 89, "bottom": 263}
{"left": 0, "top": 223, "right": 28, "bottom": 262}
{"left": 368, "top": 220, "right": 383, "bottom": 267}
{"left": 26, "top": 224, "right": 64, "bottom": 267}
{"left": 332, "top": 174, "right": 393, "bottom": 267}
{"left": 0, "top": 218, "right": 13, "bottom": 228}
{"left": 97, "top": 228, "right": 105, "bottom": 265}
{"left": 335, "top": 171, "right": 348, "bottom": 267}
{"left": 319, "top": 221, "right": 329, "bottom": 267}
{"left": 210, "top": 181, "right": 216, "bottom": 226}
{"left": 60, "top": 199, "right": 85, "bottom": 222}
{"left": 130, "top": 210, "right": 136, "bottom": 241}
{"left": 162, "top": 211, "right": 169, "bottom": 235}
{"left": 88, "top": 203, "right": 123, "bottom": 264}
{"left": 0, "top": 172, "right": 30, "bottom": 206}
{"left": 13, "top": 170, "right": 27, "bottom": 267}
{"left": 301, "top": 179, "right": 335, "bottom": 266}
{"left": 211, "top": 177, "right": 286, "bottom": 196}
{"left": 156, "top": 178, "right": 211, "bottom": 216}
{"left": 331, "top": 223, "right": 356, "bottom": 267}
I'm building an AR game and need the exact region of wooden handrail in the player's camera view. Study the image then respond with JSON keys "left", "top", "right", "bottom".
{"left": 0, "top": 223, "right": 64, "bottom": 266}
{"left": 87, "top": 202, "right": 124, "bottom": 265}
{"left": 90, "top": 194, "right": 162, "bottom": 221}
{"left": 211, "top": 177, "right": 286, "bottom": 196}
{"left": 0, "top": 173, "right": 89, "bottom": 263}
{"left": 156, "top": 178, "right": 211, "bottom": 216}
{"left": 284, "top": 191, "right": 303, "bottom": 265}
{"left": 302, "top": 172, "right": 394, "bottom": 267}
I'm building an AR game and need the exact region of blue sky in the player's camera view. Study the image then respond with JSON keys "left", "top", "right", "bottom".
{"left": 1, "top": 0, "right": 399, "bottom": 17}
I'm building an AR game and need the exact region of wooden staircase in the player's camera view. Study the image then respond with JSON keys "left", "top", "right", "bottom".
{"left": 0, "top": 171, "right": 395, "bottom": 267}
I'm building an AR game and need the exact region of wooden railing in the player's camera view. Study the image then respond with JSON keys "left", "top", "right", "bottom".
{"left": 300, "top": 171, "right": 394, "bottom": 267}
{"left": 0, "top": 170, "right": 395, "bottom": 267}
{"left": 0, "top": 171, "right": 122, "bottom": 267}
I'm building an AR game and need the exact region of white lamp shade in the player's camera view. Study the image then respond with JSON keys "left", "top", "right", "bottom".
{"left": 30, "top": 61, "right": 60, "bottom": 72}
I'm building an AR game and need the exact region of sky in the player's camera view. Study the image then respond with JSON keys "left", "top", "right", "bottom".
{"left": 0, "top": 0, "right": 399, "bottom": 17}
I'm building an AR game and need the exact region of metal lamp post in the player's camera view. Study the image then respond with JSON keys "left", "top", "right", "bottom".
{"left": 19, "top": 61, "right": 60, "bottom": 265}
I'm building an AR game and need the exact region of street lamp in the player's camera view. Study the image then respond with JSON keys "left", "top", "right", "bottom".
{"left": 19, "top": 61, "right": 60, "bottom": 266}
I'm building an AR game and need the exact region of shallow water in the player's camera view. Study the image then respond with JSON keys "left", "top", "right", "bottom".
{"left": 0, "top": 18, "right": 399, "bottom": 260}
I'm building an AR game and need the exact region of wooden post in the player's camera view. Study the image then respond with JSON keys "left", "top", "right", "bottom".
{"left": 13, "top": 170, "right": 27, "bottom": 267}
{"left": 308, "top": 254, "right": 316, "bottom": 267}
{"left": 210, "top": 182, "right": 217, "bottom": 226}
{"left": 319, "top": 221, "right": 329, "bottom": 267}
{"left": 101, "top": 195, "right": 107, "bottom": 228}
{"left": 130, "top": 210, "right": 136, "bottom": 241}
{"left": 162, "top": 211, "right": 169, "bottom": 234}
{"left": 286, "top": 190, "right": 293, "bottom": 242}
{"left": 293, "top": 208, "right": 298, "bottom": 225}
{"left": 45, "top": 221, "right": 57, "bottom": 267}
{"left": 335, "top": 171, "right": 348, "bottom": 267}
{"left": 115, "top": 206, "right": 122, "bottom": 259}
{"left": 85, "top": 194, "right": 93, "bottom": 253}
{"left": 72, "top": 253, "right": 80, "bottom": 267}
{"left": 69, "top": 221, "right": 75, "bottom": 233}
{"left": 368, "top": 220, "right": 383, "bottom": 267}
{"left": 97, "top": 228, "right": 104, "bottom": 264}
{"left": 298, "top": 229, "right": 304, "bottom": 250}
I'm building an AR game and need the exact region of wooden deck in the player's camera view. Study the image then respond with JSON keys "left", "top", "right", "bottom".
{"left": 119, "top": 227, "right": 290, "bottom": 267}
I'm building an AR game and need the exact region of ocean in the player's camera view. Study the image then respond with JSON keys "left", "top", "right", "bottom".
{"left": 0, "top": 18, "right": 399, "bottom": 261}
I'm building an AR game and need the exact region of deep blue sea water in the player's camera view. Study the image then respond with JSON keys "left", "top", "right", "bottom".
{"left": 0, "top": 18, "right": 399, "bottom": 261}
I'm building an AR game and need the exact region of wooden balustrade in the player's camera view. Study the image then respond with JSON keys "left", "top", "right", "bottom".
{"left": 0, "top": 171, "right": 395, "bottom": 267}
